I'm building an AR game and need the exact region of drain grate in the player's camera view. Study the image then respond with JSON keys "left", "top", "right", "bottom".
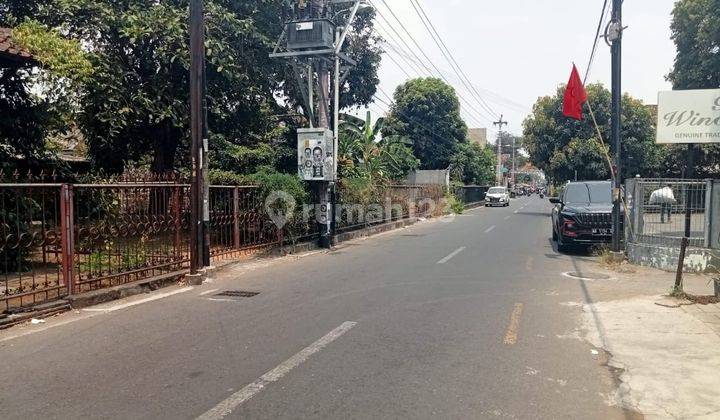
{"left": 215, "top": 290, "right": 259, "bottom": 298}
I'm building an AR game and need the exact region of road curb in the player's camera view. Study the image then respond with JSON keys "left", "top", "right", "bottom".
{"left": 67, "top": 270, "right": 187, "bottom": 309}
{"left": 5, "top": 215, "right": 434, "bottom": 327}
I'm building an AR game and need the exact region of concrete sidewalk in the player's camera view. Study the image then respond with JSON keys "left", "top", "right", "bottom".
{"left": 569, "top": 257, "right": 720, "bottom": 418}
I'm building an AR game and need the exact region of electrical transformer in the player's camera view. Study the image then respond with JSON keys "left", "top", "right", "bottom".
{"left": 286, "top": 19, "right": 335, "bottom": 50}
{"left": 298, "top": 128, "right": 335, "bottom": 182}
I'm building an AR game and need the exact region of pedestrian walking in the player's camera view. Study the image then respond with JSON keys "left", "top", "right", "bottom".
{"left": 649, "top": 184, "right": 676, "bottom": 223}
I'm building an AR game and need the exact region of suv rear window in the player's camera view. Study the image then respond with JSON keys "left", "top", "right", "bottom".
{"left": 564, "top": 183, "right": 611, "bottom": 203}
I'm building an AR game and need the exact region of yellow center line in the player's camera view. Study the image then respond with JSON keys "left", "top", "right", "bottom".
{"left": 503, "top": 303, "right": 524, "bottom": 345}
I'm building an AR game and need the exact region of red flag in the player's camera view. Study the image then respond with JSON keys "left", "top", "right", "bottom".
{"left": 563, "top": 64, "right": 587, "bottom": 120}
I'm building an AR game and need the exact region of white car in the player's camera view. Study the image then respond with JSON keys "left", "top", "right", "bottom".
{"left": 485, "top": 186, "right": 510, "bottom": 207}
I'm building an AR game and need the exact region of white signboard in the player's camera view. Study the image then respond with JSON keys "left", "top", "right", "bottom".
{"left": 657, "top": 89, "right": 720, "bottom": 144}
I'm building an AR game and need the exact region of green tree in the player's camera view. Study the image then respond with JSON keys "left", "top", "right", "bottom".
{"left": 2, "top": 0, "right": 382, "bottom": 176}
{"left": 523, "top": 83, "right": 663, "bottom": 184}
{"left": 665, "top": 0, "right": 720, "bottom": 177}
{"left": 339, "top": 111, "right": 419, "bottom": 181}
{"left": 0, "top": 17, "right": 92, "bottom": 173}
{"left": 668, "top": 0, "right": 720, "bottom": 90}
{"left": 383, "top": 78, "right": 468, "bottom": 170}
{"left": 450, "top": 142, "right": 495, "bottom": 185}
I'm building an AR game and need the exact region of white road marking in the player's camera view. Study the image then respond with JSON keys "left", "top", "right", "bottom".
{"left": 484, "top": 225, "right": 496, "bottom": 233}
{"left": 199, "top": 288, "right": 220, "bottom": 296}
{"left": 504, "top": 215, "right": 511, "bottom": 220}
{"left": 197, "top": 321, "right": 357, "bottom": 420}
{"left": 436, "top": 247, "right": 466, "bottom": 264}
{"left": 82, "top": 287, "right": 194, "bottom": 313}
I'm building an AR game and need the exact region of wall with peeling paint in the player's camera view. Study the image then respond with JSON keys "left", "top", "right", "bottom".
{"left": 627, "top": 242, "right": 719, "bottom": 273}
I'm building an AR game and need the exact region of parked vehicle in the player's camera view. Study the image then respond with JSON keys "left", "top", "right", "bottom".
{"left": 550, "top": 181, "right": 615, "bottom": 251}
{"left": 485, "top": 186, "right": 510, "bottom": 207}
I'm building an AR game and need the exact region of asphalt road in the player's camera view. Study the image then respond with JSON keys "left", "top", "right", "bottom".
{"left": 0, "top": 196, "right": 635, "bottom": 419}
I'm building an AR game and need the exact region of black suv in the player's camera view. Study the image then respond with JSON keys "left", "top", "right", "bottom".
{"left": 550, "top": 181, "right": 615, "bottom": 251}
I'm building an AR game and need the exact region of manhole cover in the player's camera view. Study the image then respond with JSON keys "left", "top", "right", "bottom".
{"left": 563, "top": 272, "right": 613, "bottom": 281}
{"left": 215, "top": 290, "right": 259, "bottom": 298}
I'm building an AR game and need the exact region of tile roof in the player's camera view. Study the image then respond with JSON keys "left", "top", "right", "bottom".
{"left": 0, "top": 27, "right": 34, "bottom": 65}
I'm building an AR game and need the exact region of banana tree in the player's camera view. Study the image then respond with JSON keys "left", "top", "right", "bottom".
{"left": 339, "top": 111, "right": 418, "bottom": 181}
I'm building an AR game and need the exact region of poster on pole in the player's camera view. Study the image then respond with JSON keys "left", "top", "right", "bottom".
{"left": 297, "top": 128, "right": 335, "bottom": 181}
{"left": 656, "top": 89, "right": 720, "bottom": 144}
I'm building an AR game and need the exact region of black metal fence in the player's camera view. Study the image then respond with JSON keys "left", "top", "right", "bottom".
{"left": 454, "top": 185, "right": 490, "bottom": 205}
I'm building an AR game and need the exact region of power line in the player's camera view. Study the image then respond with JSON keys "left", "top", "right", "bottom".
{"left": 380, "top": 39, "right": 529, "bottom": 114}
{"left": 408, "top": 0, "right": 500, "bottom": 119}
{"left": 373, "top": 21, "right": 430, "bottom": 76}
{"left": 370, "top": 94, "right": 445, "bottom": 143}
{"left": 584, "top": 0, "right": 610, "bottom": 84}
{"left": 380, "top": 45, "right": 413, "bottom": 79}
{"left": 369, "top": 1, "right": 434, "bottom": 75}
{"left": 370, "top": 0, "right": 496, "bottom": 124}
{"left": 376, "top": 39, "right": 491, "bottom": 126}
{"left": 372, "top": 89, "right": 488, "bottom": 146}
{"left": 377, "top": 84, "right": 486, "bottom": 128}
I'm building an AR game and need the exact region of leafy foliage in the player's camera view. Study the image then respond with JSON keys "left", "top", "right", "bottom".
{"left": 668, "top": 0, "right": 720, "bottom": 90}
{"left": 0, "top": 68, "right": 56, "bottom": 172}
{"left": 14, "top": 20, "right": 93, "bottom": 82}
{"left": 2, "top": 0, "right": 382, "bottom": 177}
{"left": 523, "top": 83, "right": 663, "bottom": 184}
{"left": 0, "top": 15, "right": 91, "bottom": 173}
{"left": 444, "top": 192, "right": 464, "bottom": 214}
{"left": 339, "top": 111, "right": 419, "bottom": 182}
{"left": 383, "top": 78, "right": 468, "bottom": 170}
{"left": 665, "top": 0, "right": 720, "bottom": 177}
{"left": 250, "top": 167, "right": 308, "bottom": 206}
{"left": 450, "top": 142, "right": 495, "bottom": 185}
{"left": 549, "top": 138, "right": 610, "bottom": 181}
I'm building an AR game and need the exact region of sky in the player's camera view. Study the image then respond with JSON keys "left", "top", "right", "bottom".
{"left": 363, "top": 0, "right": 679, "bottom": 140}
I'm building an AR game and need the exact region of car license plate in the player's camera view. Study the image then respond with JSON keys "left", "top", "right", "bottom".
{"left": 592, "top": 228, "right": 612, "bottom": 235}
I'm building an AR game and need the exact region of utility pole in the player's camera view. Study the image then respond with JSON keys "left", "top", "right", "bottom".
{"left": 493, "top": 115, "right": 508, "bottom": 186}
{"left": 315, "top": 0, "right": 332, "bottom": 248}
{"left": 609, "top": 0, "right": 623, "bottom": 253}
{"left": 512, "top": 136, "right": 516, "bottom": 186}
{"left": 189, "top": 0, "right": 209, "bottom": 274}
{"left": 270, "top": 0, "right": 364, "bottom": 249}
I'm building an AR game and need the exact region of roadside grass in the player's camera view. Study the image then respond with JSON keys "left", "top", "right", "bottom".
{"left": 668, "top": 288, "right": 720, "bottom": 305}
{"left": 445, "top": 193, "right": 465, "bottom": 214}
{"left": 669, "top": 261, "right": 719, "bottom": 304}
{"left": 592, "top": 246, "right": 636, "bottom": 273}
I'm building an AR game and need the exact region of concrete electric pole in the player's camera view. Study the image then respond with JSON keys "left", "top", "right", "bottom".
{"left": 493, "top": 115, "right": 508, "bottom": 186}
